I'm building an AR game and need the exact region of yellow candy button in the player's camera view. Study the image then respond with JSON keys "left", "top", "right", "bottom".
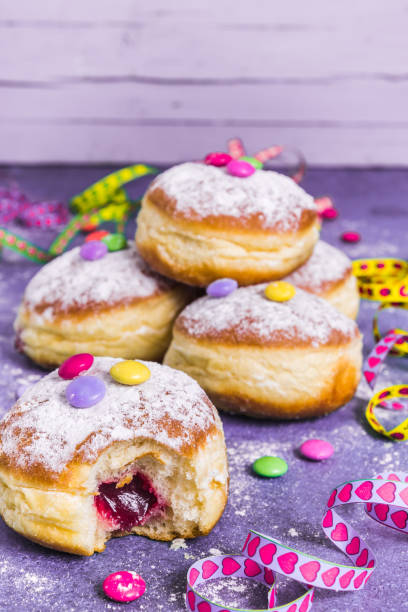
{"left": 110, "top": 360, "right": 151, "bottom": 385}
{"left": 264, "top": 281, "right": 296, "bottom": 302}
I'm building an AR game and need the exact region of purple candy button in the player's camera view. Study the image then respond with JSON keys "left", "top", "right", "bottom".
{"left": 299, "top": 439, "right": 334, "bottom": 461}
{"left": 66, "top": 375, "right": 106, "bottom": 408}
{"left": 206, "top": 278, "right": 238, "bottom": 298}
{"left": 80, "top": 241, "right": 108, "bottom": 261}
{"left": 226, "top": 159, "right": 256, "bottom": 178}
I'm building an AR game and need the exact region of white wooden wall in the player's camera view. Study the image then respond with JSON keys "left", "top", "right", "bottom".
{"left": 1, "top": 1, "right": 408, "bottom": 165}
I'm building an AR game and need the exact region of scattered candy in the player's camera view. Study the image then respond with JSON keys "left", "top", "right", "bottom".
{"left": 188, "top": 470, "right": 408, "bottom": 610}
{"left": 85, "top": 230, "right": 110, "bottom": 242}
{"left": 110, "top": 360, "right": 151, "bottom": 386}
{"left": 82, "top": 222, "right": 98, "bottom": 232}
{"left": 204, "top": 152, "right": 232, "bottom": 167}
{"left": 226, "top": 159, "right": 256, "bottom": 178}
{"left": 264, "top": 281, "right": 296, "bottom": 302}
{"left": 341, "top": 231, "right": 361, "bottom": 243}
{"left": 66, "top": 375, "right": 106, "bottom": 408}
{"left": 58, "top": 353, "right": 94, "bottom": 380}
{"left": 79, "top": 241, "right": 108, "bottom": 261}
{"left": 102, "top": 233, "right": 127, "bottom": 252}
{"left": 252, "top": 456, "right": 288, "bottom": 478}
{"left": 103, "top": 571, "right": 146, "bottom": 603}
{"left": 206, "top": 278, "right": 238, "bottom": 298}
{"left": 321, "top": 208, "right": 339, "bottom": 220}
{"left": 239, "top": 156, "right": 263, "bottom": 169}
{"left": 299, "top": 439, "right": 334, "bottom": 461}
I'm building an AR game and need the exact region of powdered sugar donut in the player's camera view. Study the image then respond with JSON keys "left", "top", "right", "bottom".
{"left": 136, "top": 162, "right": 319, "bottom": 286}
{"left": 164, "top": 285, "right": 362, "bottom": 419}
{"left": 0, "top": 358, "right": 228, "bottom": 555}
{"left": 14, "top": 243, "right": 193, "bottom": 367}
{"left": 284, "top": 240, "right": 360, "bottom": 319}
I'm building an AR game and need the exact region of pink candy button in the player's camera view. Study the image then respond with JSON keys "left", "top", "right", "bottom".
{"left": 226, "top": 159, "right": 256, "bottom": 178}
{"left": 204, "top": 152, "right": 232, "bottom": 167}
{"left": 321, "top": 208, "right": 338, "bottom": 220}
{"left": 299, "top": 439, "right": 334, "bottom": 461}
{"left": 103, "top": 571, "right": 146, "bottom": 603}
{"left": 341, "top": 231, "right": 361, "bottom": 243}
{"left": 58, "top": 353, "right": 94, "bottom": 380}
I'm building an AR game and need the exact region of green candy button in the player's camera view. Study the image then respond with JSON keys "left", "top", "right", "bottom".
{"left": 239, "top": 156, "right": 263, "bottom": 170}
{"left": 252, "top": 456, "right": 288, "bottom": 478}
{"left": 102, "top": 233, "right": 128, "bottom": 252}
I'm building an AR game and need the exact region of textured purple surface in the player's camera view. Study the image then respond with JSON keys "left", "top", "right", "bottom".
{"left": 0, "top": 166, "right": 408, "bottom": 611}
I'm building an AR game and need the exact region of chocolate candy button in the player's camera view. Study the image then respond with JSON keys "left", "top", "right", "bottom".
{"left": 102, "top": 233, "right": 127, "bottom": 252}
{"left": 58, "top": 353, "right": 94, "bottom": 380}
{"left": 66, "top": 376, "right": 106, "bottom": 408}
{"left": 265, "top": 281, "right": 296, "bottom": 302}
{"left": 341, "top": 231, "right": 361, "bottom": 243}
{"left": 110, "top": 360, "right": 151, "bottom": 385}
{"left": 103, "top": 571, "right": 146, "bottom": 603}
{"left": 206, "top": 278, "right": 238, "bottom": 298}
{"left": 252, "top": 456, "right": 288, "bottom": 478}
{"left": 226, "top": 159, "right": 256, "bottom": 178}
{"left": 204, "top": 152, "right": 232, "bottom": 167}
{"left": 300, "top": 439, "right": 334, "bottom": 461}
{"left": 80, "top": 241, "right": 107, "bottom": 261}
{"left": 239, "top": 156, "right": 263, "bottom": 169}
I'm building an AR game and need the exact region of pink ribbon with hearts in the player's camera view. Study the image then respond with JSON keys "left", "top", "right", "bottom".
{"left": 186, "top": 471, "right": 408, "bottom": 611}
{"left": 0, "top": 185, "right": 68, "bottom": 228}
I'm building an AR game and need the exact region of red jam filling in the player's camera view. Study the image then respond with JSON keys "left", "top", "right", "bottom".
{"left": 94, "top": 472, "right": 163, "bottom": 531}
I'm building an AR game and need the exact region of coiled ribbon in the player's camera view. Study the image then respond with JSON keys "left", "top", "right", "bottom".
{"left": 186, "top": 471, "right": 408, "bottom": 611}
{"left": 352, "top": 258, "right": 408, "bottom": 303}
{"left": 363, "top": 329, "right": 408, "bottom": 440}
{"left": 351, "top": 256, "right": 408, "bottom": 437}
{"left": 0, "top": 164, "right": 159, "bottom": 263}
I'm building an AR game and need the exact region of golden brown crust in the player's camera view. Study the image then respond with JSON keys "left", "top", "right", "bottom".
{"left": 0, "top": 359, "right": 222, "bottom": 488}
{"left": 174, "top": 313, "right": 359, "bottom": 348}
{"left": 172, "top": 285, "right": 360, "bottom": 349}
{"left": 0, "top": 427, "right": 219, "bottom": 490}
{"left": 136, "top": 198, "right": 320, "bottom": 287}
{"left": 208, "top": 356, "right": 359, "bottom": 419}
{"left": 293, "top": 266, "right": 351, "bottom": 295}
{"left": 164, "top": 331, "right": 362, "bottom": 420}
{"left": 29, "top": 281, "right": 177, "bottom": 318}
{"left": 15, "top": 285, "right": 195, "bottom": 369}
{"left": 148, "top": 188, "right": 317, "bottom": 233}
{"left": 0, "top": 433, "right": 229, "bottom": 554}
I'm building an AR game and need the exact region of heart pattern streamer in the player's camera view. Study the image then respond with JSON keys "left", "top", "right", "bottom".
{"left": 186, "top": 472, "right": 408, "bottom": 611}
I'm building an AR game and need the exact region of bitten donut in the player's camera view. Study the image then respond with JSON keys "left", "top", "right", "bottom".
{"left": 0, "top": 357, "right": 228, "bottom": 555}
{"left": 164, "top": 283, "right": 362, "bottom": 419}
{"left": 136, "top": 161, "right": 319, "bottom": 286}
{"left": 284, "top": 240, "right": 360, "bottom": 319}
{"left": 14, "top": 243, "right": 193, "bottom": 367}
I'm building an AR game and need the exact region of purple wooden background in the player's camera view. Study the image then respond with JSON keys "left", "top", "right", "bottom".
{"left": 1, "top": 1, "right": 408, "bottom": 165}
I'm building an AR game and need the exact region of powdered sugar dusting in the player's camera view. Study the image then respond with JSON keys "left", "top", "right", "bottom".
{"left": 177, "top": 285, "right": 358, "bottom": 347}
{"left": 285, "top": 240, "right": 351, "bottom": 292}
{"left": 0, "top": 358, "right": 220, "bottom": 476}
{"left": 151, "top": 163, "right": 316, "bottom": 230}
{"left": 22, "top": 243, "right": 173, "bottom": 316}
